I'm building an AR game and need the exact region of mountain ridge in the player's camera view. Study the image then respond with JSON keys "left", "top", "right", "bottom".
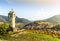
{"left": 0, "top": 14, "right": 60, "bottom": 24}
{"left": 0, "top": 15, "right": 30, "bottom": 24}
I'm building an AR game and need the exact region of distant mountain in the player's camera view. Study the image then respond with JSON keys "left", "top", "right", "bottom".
{"left": 0, "top": 16, "right": 7, "bottom": 22}
{"left": 45, "top": 15, "right": 60, "bottom": 23}
{"left": 23, "top": 14, "right": 60, "bottom": 29}
{"left": 0, "top": 15, "right": 30, "bottom": 24}
{"left": 15, "top": 16, "right": 31, "bottom": 23}
{"left": 0, "top": 15, "right": 8, "bottom": 22}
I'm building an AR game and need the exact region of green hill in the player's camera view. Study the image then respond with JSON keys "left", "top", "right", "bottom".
{"left": 45, "top": 15, "right": 60, "bottom": 23}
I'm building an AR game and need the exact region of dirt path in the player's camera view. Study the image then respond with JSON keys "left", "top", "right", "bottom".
{"left": 0, "top": 39, "right": 7, "bottom": 41}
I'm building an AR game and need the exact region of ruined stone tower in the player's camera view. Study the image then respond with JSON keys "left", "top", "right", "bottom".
{"left": 8, "top": 10, "right": 16, "bottom": 30}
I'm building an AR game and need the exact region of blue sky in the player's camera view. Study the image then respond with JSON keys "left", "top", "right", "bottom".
{"left": 0, "top": 0, "right": 60, "bottom": 20}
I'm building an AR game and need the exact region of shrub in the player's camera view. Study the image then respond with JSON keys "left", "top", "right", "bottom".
{"left": 0, "top": 23, "right": 9, "bottom": 35}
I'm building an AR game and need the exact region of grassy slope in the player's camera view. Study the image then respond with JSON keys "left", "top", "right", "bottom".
{"left": 45, "top": 15, "right": 60, "bottom": 23}
{"left": 0, "top": 30, "right": 60, "bottom": 41}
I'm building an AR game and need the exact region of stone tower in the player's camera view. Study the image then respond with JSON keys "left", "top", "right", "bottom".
{"left": 8, "top": 10, "right": 16, "bottom": 30}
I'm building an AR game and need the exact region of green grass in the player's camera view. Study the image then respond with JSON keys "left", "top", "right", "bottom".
{"left": 0, "top": 33, "right": 60, "bottom": 41}
{"left": 18, "top": 33, "right": 60, "bottom": 41}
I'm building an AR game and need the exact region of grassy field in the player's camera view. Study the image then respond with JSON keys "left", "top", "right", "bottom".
{"left": 0, "top": 30, "right": 60, "bottom": 41}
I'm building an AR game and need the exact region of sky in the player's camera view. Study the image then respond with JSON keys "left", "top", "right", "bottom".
{"left": 0, "top": 0, "right": 60, "bottom": 20}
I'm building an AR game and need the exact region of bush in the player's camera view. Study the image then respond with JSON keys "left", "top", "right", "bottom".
{"left": 0, "top": 23, "right": 9, "bottom": 35}
{"left": 52, "top": 24, "right": 60, "bottom": 31}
